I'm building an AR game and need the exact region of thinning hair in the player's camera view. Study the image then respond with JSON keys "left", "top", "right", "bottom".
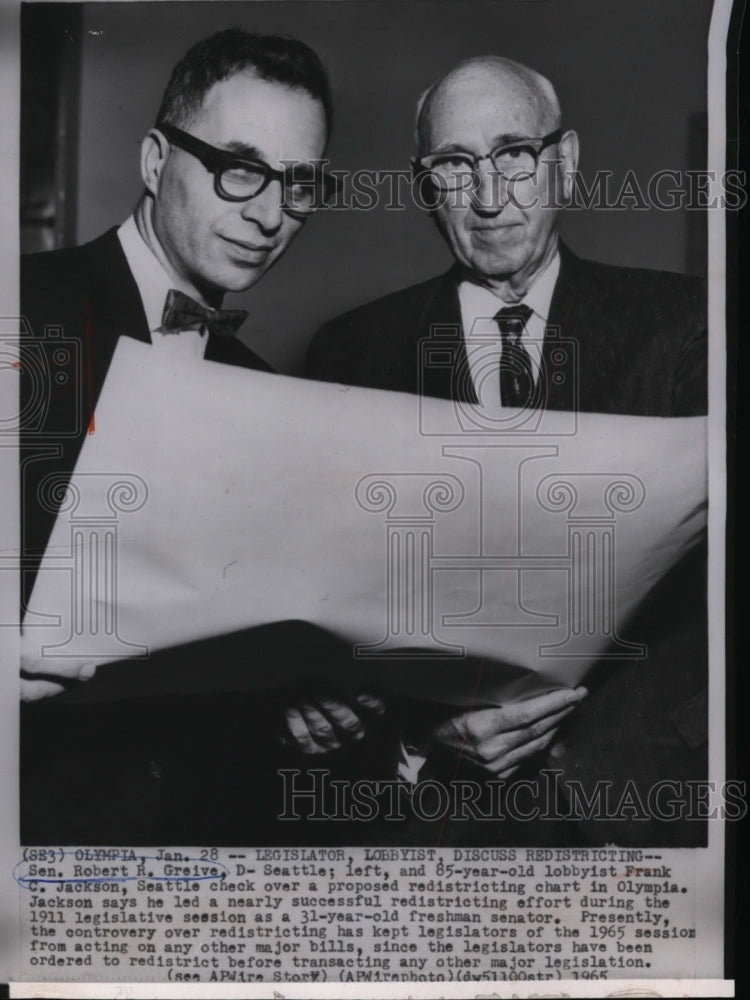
{"left": 415, "top": 56, "right": 562, "bottom": 150}
{"left": 156, "top": 27, "right": 334, "bottom": 134}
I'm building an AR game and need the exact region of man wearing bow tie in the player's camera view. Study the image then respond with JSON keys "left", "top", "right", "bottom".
{"left": 21, "top": 28, "right": 336, "bottom": 584}
{"left": 304, "top": 56, "right": 708, "bottom": 845}
{"left": 20, "top": 28, "right": 339, "bottom": 843}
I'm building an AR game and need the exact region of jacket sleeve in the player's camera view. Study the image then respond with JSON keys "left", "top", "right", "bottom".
{"left": 672, "top": 278, "right": 708, "bottom": 416}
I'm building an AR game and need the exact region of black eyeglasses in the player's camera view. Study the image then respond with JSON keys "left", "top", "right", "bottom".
{"left": 415, "top": 129, "right": 563, "bottom": 191}
{"left": 157, "top": 122, "right": 340, "bottom": 216}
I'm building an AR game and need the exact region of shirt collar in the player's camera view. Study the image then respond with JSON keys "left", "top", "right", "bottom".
{"left": 117, "top": 216, "right": 184, "bottom": 334}
{"left": 458, "top": 250, "right": 561, "bottom": 325}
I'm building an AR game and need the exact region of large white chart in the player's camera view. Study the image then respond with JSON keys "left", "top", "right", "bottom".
{"left": 22, "top": 338, "right": 706, "bottom": 704}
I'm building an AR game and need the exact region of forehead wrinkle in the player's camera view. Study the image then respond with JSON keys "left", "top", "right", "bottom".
{"left": 429, "top": 131, "right": 535, "bottom": 156}
{"left": 186, "top": 73, "right": 328, "bottom": 158}
{"left": 200, "top": 111, "right": 324, "bottom": 150}
{"left": 416, "top": 56, "right": 561, "bottom": 154}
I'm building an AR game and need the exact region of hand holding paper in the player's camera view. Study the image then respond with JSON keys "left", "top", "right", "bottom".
{"left": 21, "top": 339, "right": 707, "bottom": 705}
{"left": 283, "top": 693, "right": 386, "bottom": 754}
{"left": 426, "top": 687, "right": 589, "bottom": 778}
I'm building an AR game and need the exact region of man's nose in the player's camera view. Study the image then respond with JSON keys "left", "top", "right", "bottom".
{"left": 470, "top": 162, "right": 509, "bottom": 213}
{"left": 240, "top": 178, "right": 284, "bottom": 233}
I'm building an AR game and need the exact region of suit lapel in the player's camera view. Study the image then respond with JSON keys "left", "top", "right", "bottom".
{"left": 423, "top": 249, "right": 588, "bottom": 410}
{"left": 417, "top": 267, "right": 478, "bottom": 403}
{"left": 20, "top": 231, "right": 151, "bottom": 597}
{"left": 87, "top": 231, "right": 274, "bottom": 382}
{"left": 86, "top": 228, "right": 151, "bottom": 342}
{"left": 204, "top": 330, "right": 275, "bottom": 372}
{"left": 85, "top": 228, "right": 151, "bottom": 419}
{"left": 542, "top": 243, "right": 585, "bottom": 411}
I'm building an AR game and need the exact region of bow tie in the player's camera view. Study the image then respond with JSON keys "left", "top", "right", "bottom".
{"left": 161, "top": 289, "right": 248, "bottom": 339}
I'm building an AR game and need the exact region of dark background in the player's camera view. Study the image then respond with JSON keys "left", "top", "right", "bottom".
{"left": 21, "top": 0, "right": 712, "bottom": 371}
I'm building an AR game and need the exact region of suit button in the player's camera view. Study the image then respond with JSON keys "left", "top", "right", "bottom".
{"left": 549, "top": 741, "right": 566, "bottom": 759}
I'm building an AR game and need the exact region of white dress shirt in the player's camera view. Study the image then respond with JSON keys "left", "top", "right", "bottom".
{"left": 117, "top": 216, "right": 210, "bottom": 362}
{"left": 397, "top": 254, "right": 561, "bottom": 783}
{"left": 458, "top": 252, "right": 560, "bottom": 405}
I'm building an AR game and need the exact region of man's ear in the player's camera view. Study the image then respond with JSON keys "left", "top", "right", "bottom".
{"left": 141, "top": 128, "right": 171, "bottom": 195}
{"left": 558, "top": 129, "right": 580, "bottom": 204}
{"left": 410, "top": 155, "right": 440, "bottom": 217}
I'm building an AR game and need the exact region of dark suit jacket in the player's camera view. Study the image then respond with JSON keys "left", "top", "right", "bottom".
{"left": 19, "top": 228, "right": 417, "bottom": 846}
{"left": 19, "top": 228, "right": 297, "bottom": 846}
{"left": 307, "top": 244, "right": 706, "bottom": 415}
{"left": 306, "top": 245, "right": 708, "bottom": 847}
{"left": 20, "top": 227, "right": 272, "bottom": 594}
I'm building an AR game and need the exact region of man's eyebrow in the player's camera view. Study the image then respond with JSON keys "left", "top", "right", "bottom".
{"left": 490, "top": 132, "right": 537, "bottom": 146}
{"left": 218, "top": 140, "right": 266, "bottom": 159}
{"left": 428, "top": 133, "right": 535, "bottom": 155}
{"left": 428, "top": 142, "right": 472, "bottom": 155}
{"left": 217, "top": 140, "right": 320, "bottom": 169}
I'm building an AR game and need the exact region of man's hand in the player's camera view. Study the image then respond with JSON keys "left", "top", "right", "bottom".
{"left": 282, "top": 693, "right": 386, "bottom": 754}
{"left": 427, "top": 687, "right": 588, "bottom": 778}
{"left": 20, "top": 678, "right": 66, "bottom": 701}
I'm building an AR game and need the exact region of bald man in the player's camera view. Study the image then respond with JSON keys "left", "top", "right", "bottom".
{"left": 302, "top": 56, "right": 707, "bottom": 847}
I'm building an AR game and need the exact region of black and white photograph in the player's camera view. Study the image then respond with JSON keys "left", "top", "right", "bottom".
{"left": 0, "top": 0, "right": 741, "bottom": 994}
